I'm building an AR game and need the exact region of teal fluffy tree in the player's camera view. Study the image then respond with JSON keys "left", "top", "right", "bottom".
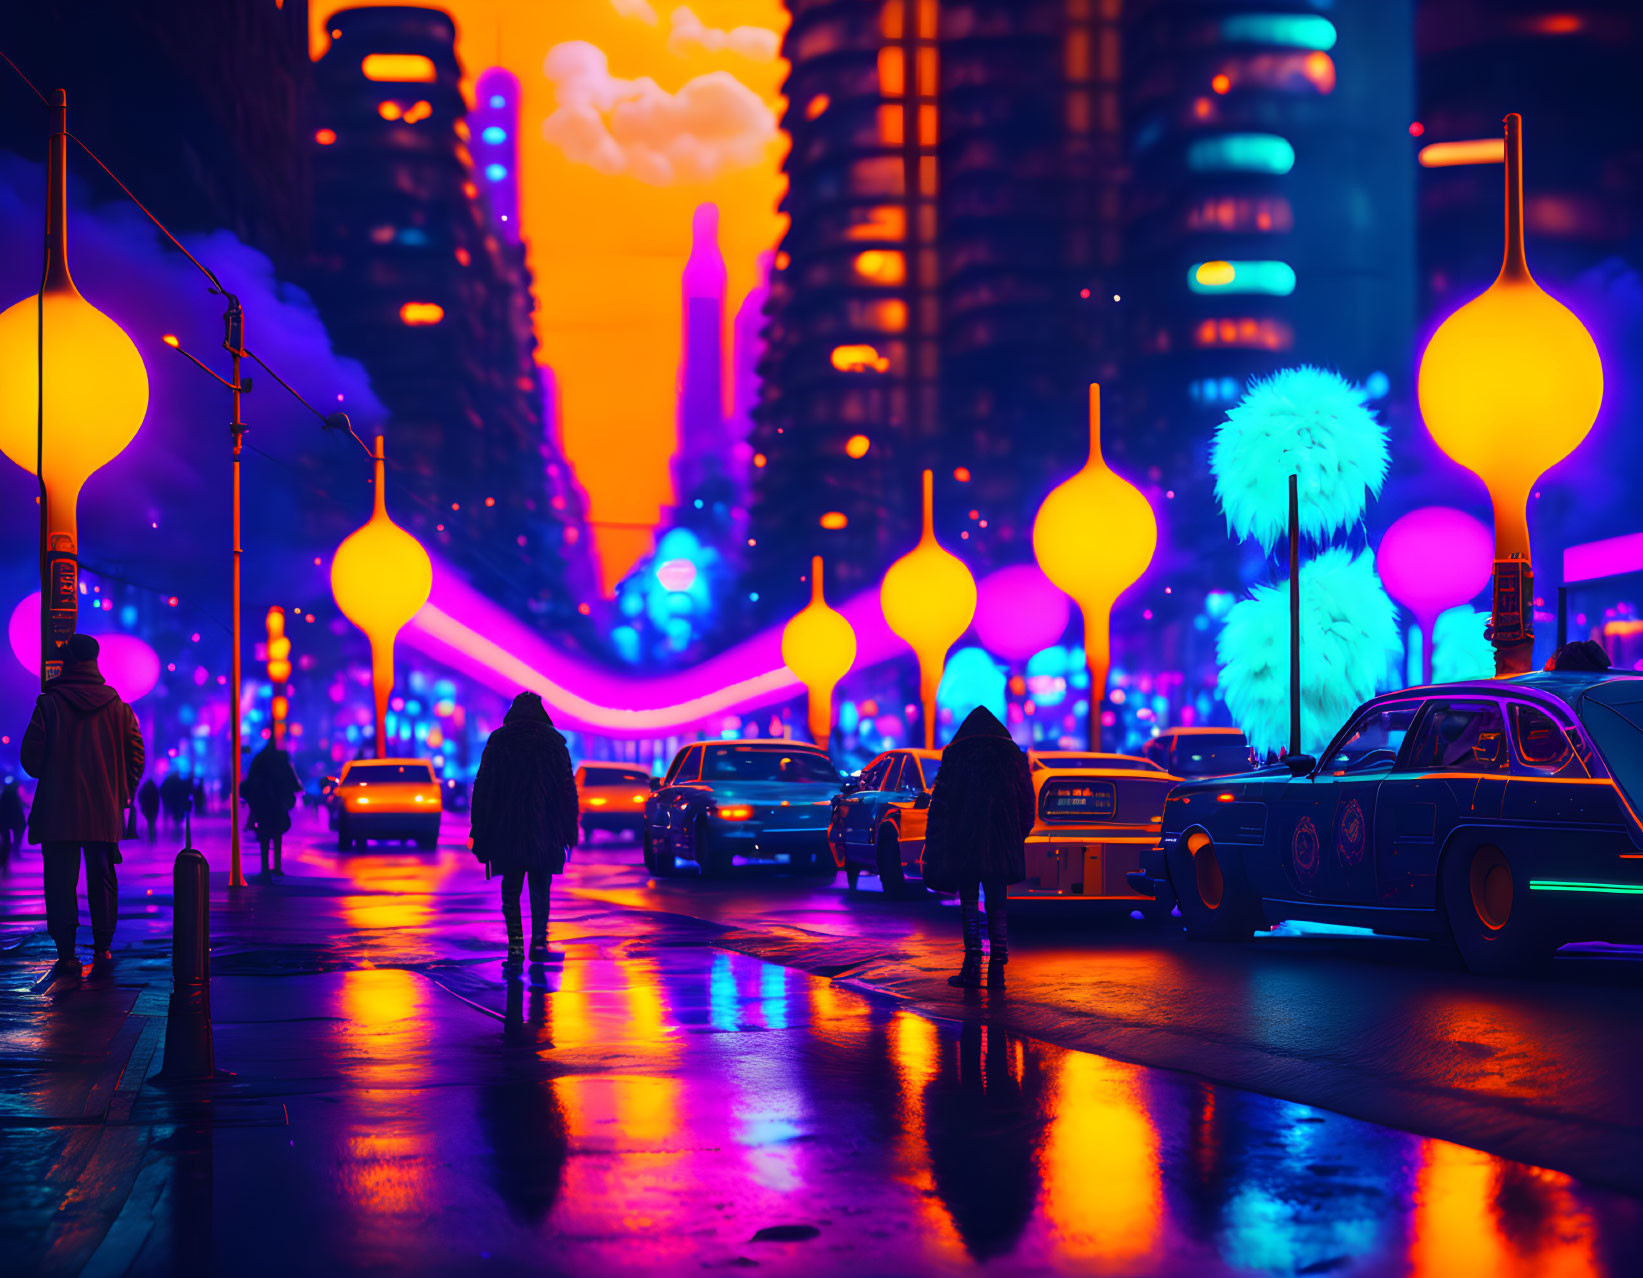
{"left": 1211, "top": 368, "right": 1402, "bottom": 756}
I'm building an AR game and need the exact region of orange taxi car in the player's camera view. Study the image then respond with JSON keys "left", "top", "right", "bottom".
{"left": 1017, "top": 751, "right": 1178, "bottom": 909}
{"left": 331, "top": 757, "right": 443, "bottom": 851}
{"left": 575, "top": 762, "right": 652, "bottom": 841}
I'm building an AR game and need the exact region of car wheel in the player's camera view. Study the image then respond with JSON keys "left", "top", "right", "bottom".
{"left": 1441, "top": 842, "right": 1555, "bottom": 976}
{"left": 698, "top": 816, "right": 733, "bottom": 878}
{"left": 581, "top": 818, "right": 595, "bottom": 845}
{"left": 646, "top": 828, "right": 675, "bottom": 877}
{"left": 877, "top": 829, "right": 907, "bottom": 896}
{"left": 337, "top": 821, "right": 351, "bottom": 852}
{"left": 846, "top": 863, "right": 861, "bottom": 891}
{"left": 1168, "top": 831, "right": 1253, "bottom": 941}
{"left": 416, "top": 834, "right": 437, "bottom": 850}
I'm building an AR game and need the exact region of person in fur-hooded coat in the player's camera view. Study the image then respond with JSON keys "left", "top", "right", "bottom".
{"left": 922, "top": 706, "right": 1034, "bottom": 988}
{"left": 470, "top": 691, "right": 578, "bottom": 970}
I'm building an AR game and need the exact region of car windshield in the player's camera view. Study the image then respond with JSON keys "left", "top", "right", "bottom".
{"left": 1034, "top": 755, "right": 1160, "bottom": 772}
{"left": 1577, "top": 681, "right": 1643, "bottom": 817}
{"left": 701, "top": 746, "right": 839, "bottom": 784}
{"left": 1172, "top": 743, "right": 1252, "bottom": 776}
{"left": 345, "top": 763, "right": 433, "bottom": 784}
{"left": 585, "top": 767, "right": 649, "bottom": 786}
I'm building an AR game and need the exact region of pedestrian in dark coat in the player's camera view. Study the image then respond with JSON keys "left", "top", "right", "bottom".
{"left": 469, "top": 692, "right": 578, "bottom": 972}
{"left": 137, "top": 778, "right": 160, "bottom": 842}
{"left": 159, "top": 773, "right": 189, "bottom": 830}
{"left": 243, "top": 741, "right": 302, "bottom": 876}
{"left": 0, "top": 778, "right": 25, "bottom": 870}
{"left": 20, "top": 634, "right": 145, "bottom": 969}
{"left": 921, "top": 706, "right": 1034, "bottom": 988}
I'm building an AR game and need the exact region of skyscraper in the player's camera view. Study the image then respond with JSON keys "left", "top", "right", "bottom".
{"left": 307, "top": 6, "right": 595, "bottom": 628}
{"left": 674, "top": 203, "right": 729, "bottom": 508}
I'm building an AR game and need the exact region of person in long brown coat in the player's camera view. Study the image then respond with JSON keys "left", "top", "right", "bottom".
{"left": 469, "top": 692, "right": 578, "bottom": 973}
{"left": 921, "top": 706, "right": 1035, "bottom": 988}
{"left": 20, "top": 634, "right": 145, "bottom": 971}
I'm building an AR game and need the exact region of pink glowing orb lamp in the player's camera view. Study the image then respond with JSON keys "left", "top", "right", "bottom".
{"left": 1375, "top": 506, "right": 1493, "bottom": 683}
{"left": 973, "top": 564, "right": 1071, "bottom": 663}
{"left": 8, "top": 593, "right": 160, "bottom": 701}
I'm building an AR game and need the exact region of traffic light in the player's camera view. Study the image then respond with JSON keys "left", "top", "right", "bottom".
{"left": 266, "top": 607, "right": 292, "bottom": 747}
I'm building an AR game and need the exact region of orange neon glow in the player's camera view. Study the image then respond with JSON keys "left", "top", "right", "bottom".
{"left": 1033, "top": 385, "right": 1156, "bottom": 743}
{"left": 844, "top": 434, "right": 871, "bottom": 459}
{"left": 953, "top": 467, "right": 970, "bottom": 482}
{"left": 752, "top": 452, "right": 767, "bottom": 468}
{"left": 1211, "top": 72, "right": 1231, "bottom": 94}
{"left": 854, "top": 249, "right": 906, "bottom": 284}
{"left": 831, "top": 343, "right": 890, "bottom": 373}
{"left": 1418, "top": 138, "right": 1505, "bottom": 168}
{"left": 314, "top": 127, "right": 337, "bottom": 145}
{"left": 398, "top": 301, "right": 445, "bottom": 326}
{"left": 805, "top": 93, "right": 830, "bottom": 119}
{"left": 162, "top": 334, "right": 180, "bottom": 348}
{"left": 881, "top": 471, "right": 977, "bottom": 748}
{"left": 1303, "top": 50, "right": 1336, "bottom": 93}
{"left": 818, "top": 511, "right": 848, "bottom": 530}
{"left": 781, "top": 555, "right": 856, "bottom": 746}
{"left": 1419, "top": 116, "right": 1602, "bottom": 564}
{"left": 378, "top": 100, "right": 401, "bottom": 120}
{"left": 361, "top": 53, "right": 437, "bottom": 82}
{"left": 1194, "top": 260, "right": 1236, "bottom": 287}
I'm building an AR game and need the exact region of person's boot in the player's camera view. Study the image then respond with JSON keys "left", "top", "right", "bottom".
{"left": 947, "top": 899, "right": 984, "bottom": 988}
{"left": 51, "top": 938, "right": 79, "bottom": 975}
{"left": 273, "top": 836, "right": 284, "bottom": 876}
{"left": 91, "top": 938, "right": 114, "bottom": 970}
{"left": 502, "top": 900, "right": 525, "bottom": 976}
{"left": 528, "top": 928, "right": 549, "bottom": 965}
{"left": 987, "top": 909, "right": 1008, "bottom": 988}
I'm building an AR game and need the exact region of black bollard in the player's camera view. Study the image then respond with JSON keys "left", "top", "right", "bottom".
{"left": 157, "top": 810, "right": 215, "bottom": 1082}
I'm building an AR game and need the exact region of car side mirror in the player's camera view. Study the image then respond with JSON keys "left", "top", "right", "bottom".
{"left": 914, "top": 790, "right": 931, "bottom": 810}
{"left": 1284, "top": 754, "right": 1316, "bottom": 776}
{"left": 841, "top": 776, "right": 862, "bottom": 795}
{"left": 323, "top": 776, "right": 338, "bottom": 787}
{"left": 649, "top": 777, "right": 661, "bottom": 792}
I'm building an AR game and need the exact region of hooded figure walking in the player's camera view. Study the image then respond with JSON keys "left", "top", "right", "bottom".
{"left": 243, "top": 740, "right": 302, "bottom": 875}
{"left": 921, "top": 707, "right": 1035, "bottom": 988}
{"left": 20, "top": 634, "right": 145, "bottom": 971}
{"left": 469, "top": 692, "right": 578, "bottom": 974}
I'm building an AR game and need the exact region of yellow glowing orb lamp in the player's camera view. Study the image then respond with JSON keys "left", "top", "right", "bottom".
{"left": 1417, "top": 114, "right": 1602, "bottom": 672}
{"left": 881, "top": 470, "right": 977, "bottom": 749}
{"left": 330, "top": 436, "right": 432, "bottom": 757}
{"left": 0, "top": 127, "right": 148, "bottom": 678}
{"left": 781, "top": 556, "right": 857, "bottom": 749}
{"left": 1033, "top": 384, "right": 1158, "bottom": 748}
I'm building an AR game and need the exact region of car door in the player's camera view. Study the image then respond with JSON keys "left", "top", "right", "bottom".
{"left": 1314, "top": 701, "right": 1422, "bottom": 905}
{"left": 899, "top": 755, "right": 934, "bottom": 869}
{"left": 843, "top": 754, "right": 894, "bottom": 863}
{"left": 1378, "top": 698, "right": 1511, "bottom": 909}
{"left": 659, "top": 746, "right": 702, "bottom": 858}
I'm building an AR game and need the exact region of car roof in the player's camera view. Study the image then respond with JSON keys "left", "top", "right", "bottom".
{"left": 693, "top": 739, "right": 829, "bottom": 751}
{"left": 1369, "top": 671, "right": 1643, "bottom": 718}
{"left": 345, "top": 757, "right": 433, "bottom": 766}
{"left": 580, "top": 760, "right": 645, "bottom": 769}
{"left": 1158, "top": 727, "right": 1245, "bottom": 738}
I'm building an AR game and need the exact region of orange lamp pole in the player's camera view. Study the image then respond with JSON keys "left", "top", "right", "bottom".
{"left": 330, "top": 437, "right": 433, "bottom": 758}
{"left": 880, "top": 471, "right": 977, "bottom": 749}
{"left": 1032, "top": 385, "right": 1157, "bottom": 750}
{"left": 1417, "top": 114, "right": 1603, "bottom": 675}
{"left": 781, "top": 555, "right": 857, "bottom": 751}
{"left": 0, "top": 90, "right": 148, "bottom": 686}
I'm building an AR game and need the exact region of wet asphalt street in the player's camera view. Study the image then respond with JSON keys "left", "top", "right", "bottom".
{"left": 3, "top": 812, "right": 1643, "bottom": 1276}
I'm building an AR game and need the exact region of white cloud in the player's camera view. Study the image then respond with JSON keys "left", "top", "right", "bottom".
{"left": 667, "top": 7, "right": 780, "bottom": 60}
{"left": 541, "top": 42, "right": 777, "bottom": 186}
{"left": 609, "top": 0, "right": 659, "bottom": 24}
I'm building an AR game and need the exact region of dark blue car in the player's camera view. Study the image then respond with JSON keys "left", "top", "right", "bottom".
{"left": 1132, "top": 671, "right": 1643, "bottom": 974}
{"left": 643, "top": 740, "right": 841, "bottom": 878}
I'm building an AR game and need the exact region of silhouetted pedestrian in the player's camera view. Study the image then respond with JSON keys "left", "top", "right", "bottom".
{"left": 1547, "top": 639, "right": 1611, "bottom": 672}
{"left": 469, "top": 692, "right": 578, "bottom": 974}
{"left": 0, "top": 778, "right": 25, "bottom": 871}
{"left": 137, "top": 778, "right": 159, "bottom": 842}
{"left": 243, "top": 741, "right": 301, "bottom": 875}
{"left": 20, "top": 635, "right": 144, "bottom": 971}
{"left": 922, "top": 706, "right": 1035, "bottom": 989}
{"left": 159, "top": 773, "right": 189, "bottom": 831}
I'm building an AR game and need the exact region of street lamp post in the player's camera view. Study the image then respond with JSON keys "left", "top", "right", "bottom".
{"left": 781, "top": 555, "right": 856, "bottom": 752}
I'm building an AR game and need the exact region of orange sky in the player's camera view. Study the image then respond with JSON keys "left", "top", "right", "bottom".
{"left": 313, "top": 0, "right": 789, "bottom": 592}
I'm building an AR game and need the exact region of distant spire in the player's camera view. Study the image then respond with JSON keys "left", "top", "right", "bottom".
{"left": 683, "top": 203, "right": 726, "bottom": 300}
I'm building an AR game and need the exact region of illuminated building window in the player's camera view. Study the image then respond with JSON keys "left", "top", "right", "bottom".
{"left": 819, "top": 511, "right": 849, "bottom": 530}
{"left": 1418, "top": 139, "right": 1504, "bottom": 168}
{"left": 805, "top": 93, "right": 830, "bottom": 120}
{"left": 314, "top": 128, "right": 337, "bottom": 146}
{"left": 1189, "top": 260, "right": 1296, "bottom": 295}
{"left": 845, "top": 434, "right": 871, "bottom": 458}
{"left": 1209, "top": 52, "right": 1334, "bottom": 96}
{"left": 1193, "top": 317, "right": 1293, "bottom": 350}
{"left": 847, "top": 205, "right": 907, "bottom": 241}
{"left": 854, "top": 249, "right": 906, "bottom": 284}
{"left": 1186, "top": 195, "right": 1293, "bottom": 233}
{"left": 481, "top": 125, "right": 507, "bottom": 144}
{"left": 852, "top": 157, "right": 904, "bottom": 196}
{"left": 831, "top": 344, "right": 891, "bottom": 373}
{"left": 454, "top": 120, "right": 470, "bottom": 141}
{"left": 774, "top": 251, "right": 790, "bottom": 270}
{"left": 1193, "top": 96, "right": 1214, "bottom": 119}
{"left": 1220, "top": 14, "right": 1337, "bottom": 49}
{"left": 454, "top": 246, "right": 471, "bottom": 266}
{"left": 1187, "top": 134, "right": 1295, "bottom": 174}
{"left": 1524, "top": 13, "right": 1583, "bottom": 34}
{"left": 405, "top": 100, "right": 432, "bottom": 123}
{"left": 878, "top": 103, "right": 905, "bottom": 145}
{"left": 378, "top": 101, "right": 402, "bottom": 120}
{"left": 1189, "top": 377, "right": 1243, "bottom": 405}
{"left": 361, "top": 53, "right": 437, "bottom": 82}
{"left": 878, "top": 47, "right": 905, "bottom": 97}
{"left": 462, "top": 181, "right": 477, "bottom": 198}
{"left": 399, "top": 301, "right": 445, "bottom": 326}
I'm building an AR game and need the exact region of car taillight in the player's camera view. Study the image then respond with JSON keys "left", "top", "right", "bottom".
{"left": 717, "top": 804, "right": 754, "bottom": 821}
{"left": 589, "top": 796, "right": 608, "bottom": 806}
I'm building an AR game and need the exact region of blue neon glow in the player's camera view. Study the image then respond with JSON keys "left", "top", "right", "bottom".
{"left": 484, "top": 163, "right": 508, "bottom": 182}
{"left": 1221, "top": 15, "right": 1337, "bottom": 50}
{"left": 481, "top": 125, "right": 507, "bottom": 145}
{"left": 1364, "top": 370, "right": 1390, "bottom": 400}
{"left": 1188, "top": 260, "right": 1297, "bottom": 296}
{"left": 1187, "top": 134, "right": 1295, "bottom": 174}
{"left": 488, "top": 94, "right": 506, "bottom": 109}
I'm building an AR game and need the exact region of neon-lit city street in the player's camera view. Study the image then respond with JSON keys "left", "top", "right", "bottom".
{"left": 5, "top": 1, "right": 1643, "bottom": 1274}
